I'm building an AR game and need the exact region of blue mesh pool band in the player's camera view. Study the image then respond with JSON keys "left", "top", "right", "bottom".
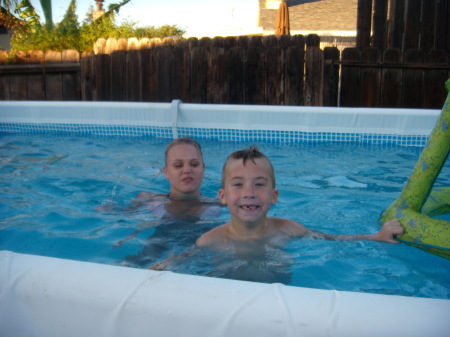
{"left": 0, "top": 122, "right": 431, "bottom": 146}
{"left": 380, "top": 79, "right": 450, "bottom": 259}
{"left": 0, "top": 101, "right": 440, "bottom": 146}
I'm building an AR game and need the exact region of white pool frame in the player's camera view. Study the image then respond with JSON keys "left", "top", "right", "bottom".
{"left": 0, "top": 101, "right": 449, "bottom": 337}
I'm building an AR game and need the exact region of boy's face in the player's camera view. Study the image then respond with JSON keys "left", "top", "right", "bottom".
{"left": 164, "top": 144, "right": 205, "bottom": 196}
{"left": 219, "top": 157, "right": 279, "bottom": 227}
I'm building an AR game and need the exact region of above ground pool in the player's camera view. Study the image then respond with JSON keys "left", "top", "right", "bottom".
{"left": 1, "top": 100, "right": 449, "bottom": 337}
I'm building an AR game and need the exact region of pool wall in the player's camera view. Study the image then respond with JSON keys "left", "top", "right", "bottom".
{"left": 0, "top": 100, "right": 440, "bottom": 145}
{"left": 1, "top": 251, "right": 449, "bottom": 337}
{"left": 0, "top": 101, "right": 449, "bottom": 337}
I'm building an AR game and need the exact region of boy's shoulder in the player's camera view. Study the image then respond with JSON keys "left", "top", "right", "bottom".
{"left": 196, "top": 223, "right": 229, "bottom": 248}
{"left": 269, "top": 217, "right": 309, "bottom": 237}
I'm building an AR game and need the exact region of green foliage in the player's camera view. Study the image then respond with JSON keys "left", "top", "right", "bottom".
{"left": 132, "top": 24, "right": 186, "bottom": 39}
{"left": 8, "top": 0, "right": 186, "bottom": 52}
{"left": 15, "top": 0, "right": 43, "bottom": 33}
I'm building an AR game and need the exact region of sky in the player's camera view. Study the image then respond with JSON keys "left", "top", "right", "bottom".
{"left": 47, "top": 0, "right": 260, "bottom": 35}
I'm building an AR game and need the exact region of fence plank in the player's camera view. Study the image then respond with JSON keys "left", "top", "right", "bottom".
{"left": 0, "top": 51, "right": 8, "bottom": 64}
{"left": 245, "top": 38, "right": 265, "bottom": 105}
{"left": 360, "top": 48, "right": 381, "bottom": 107}
{"left": 435, "top": 0, "right": 450, "bottom": 51}
{"left": 172, "top": 41, "right": 188, "bottom": 102}
{"left": 111, "top": 50, "right": 127, "bottom": 101}
{"left": 190, "top": 46, "right": 208, "bottom": 103}
{"left": 45, "top": 73, "right": 63, "bottom": 100}
{"left": 265, "top": 47, "right": 284, "bottom": 105}
{"left": 401, "top": 49, "right": 423, "bottom": 108}
{"left": 128, "top": 38, "right": 139, "bottom": 51}
{"left": 27, "top": 74, "right": 45, "bottom": 100}
{"left": 340, "top": 48, "right": 361, "bottom": 107}
{"left": 27, "top": 50, "right": 45, "bottom": 64}
{"left": 127, "top": 49, "right": 142, "bottom": 101}
{"left": 62, "top": 72, "right": 80, "bottom": 100}
{"left": 117, "top": 38, "right": 128, "bottom": 51}
{"left": 323, "top": 47, "right": 339, "bottom": 107}
{"left": 94, "top": 38, "right": 107, "bottom": 55}
{"left": 285, "top": 45, "right": 304, "bottom": 106}
{"left": 422, "top": 49, "right": 449, "bottom": 109}
{"left": 372, "top": 0, "right": 388, "bottom": 49}
{"left": 157, "top": 45, "right": 173, "bottom": 102}
{"left": 356, "top": 0, "right": 373, "bottom": 49}
{"left": 403, "top": 0, "right": 421, "bottom": 50}
{"left": 207, "top": 45, "right": 228, "bottom": 104}
{"left": 387, "top": 0, "right": 405, "bottom": 49}
{"left": 80, "top": 52, "right": 95, "bottom": 101}
{"left": 9, "top": 74, "right": 27, "bottom": 99}
{"left": 139, "top": 38, "right": 151, "bottom": 50}
{"left": 380, "top": 48, "right": 402, "bottom": 107}
{"left": 62, "top": 50, "right": 80, "bottom": 63}
{"left": 105, "top": 38, "right": 118, "bottom": 54}
{"left": 0, "top": 74, "right": 10, "bottom": 99}
{"left": 45, "top": 51, "right": 62, "bottom": 63}
{"left": 420, "top": 0, "right": 436, "bottom": 53}
{"left": 141, "top": 47, "right": 159, "bottom": 102}
{"left": 95, "top": 54, "right": 111, "bottom": 100}
{"left": 304, "top": 35, "right": 323, "bottom": 106}
{"left": 59, "top": 50, "right": 80, "bottom": 100}
{"left": 43, "top": 51, "right": 61, "bottom": 100}
{"left": 228, "top": 47, "right": 245, "bottom": 104}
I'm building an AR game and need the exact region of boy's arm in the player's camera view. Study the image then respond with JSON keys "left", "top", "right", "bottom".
{"left": 150, "top": 232, "right": 224, "bottom": 270}
{"left": 304, "top": 220, "right": 404, "bottom": 243}
{"left": 149, "top": 246, "right": 198, "bottom": 271}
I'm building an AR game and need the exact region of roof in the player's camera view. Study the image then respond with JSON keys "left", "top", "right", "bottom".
{"left": 259, "top": 0, "right": 358, "bottom": 32}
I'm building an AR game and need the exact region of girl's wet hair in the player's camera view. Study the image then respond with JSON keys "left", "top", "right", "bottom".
{"left": 165, "top": 137, "right": 203, "bottom": 165}
{"left": 222, "top": 145, "right": 276, "bottom": 188}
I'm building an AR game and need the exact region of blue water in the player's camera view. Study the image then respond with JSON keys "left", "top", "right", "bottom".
{"left": 1, "top": 133, "right": 449, "bottom": 299}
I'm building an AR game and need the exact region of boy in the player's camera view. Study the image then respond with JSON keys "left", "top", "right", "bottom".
{"left": 196, "top": 146, "right": 403, "bottom": 251}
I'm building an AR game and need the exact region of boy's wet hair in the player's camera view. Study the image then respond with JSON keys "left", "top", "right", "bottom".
{"left": 222, "top": 145, "right": 276, "bottom": 188}
{"left": 165, "top": 137, "right": 203, "bottom": 165}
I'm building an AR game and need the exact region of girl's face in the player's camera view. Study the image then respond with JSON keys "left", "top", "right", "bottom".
{"left": 164, "top": 143, "right": 205, "bottom": 196}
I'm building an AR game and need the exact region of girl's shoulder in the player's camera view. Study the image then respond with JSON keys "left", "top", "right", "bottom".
{"left": 137, "top": 191, "right": 167, "bottom": 200}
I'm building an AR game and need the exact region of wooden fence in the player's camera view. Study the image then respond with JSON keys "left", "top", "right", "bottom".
{"left": 81, "top": 35, "right": 327, "bottom": 106}
{"left": 356, "top": 0, "right": 450, "bottom": 53}
{"left": 0, "top": 50, "right": 80, "bottom": 100}
{"left": 0, "top": 35, "right": 449, "bottom": 108}
{"left": 352, "top": 0, "right": 450, "bottom": 108}
{"left": 340, "top": 47, "right": 450, "bottom": 108}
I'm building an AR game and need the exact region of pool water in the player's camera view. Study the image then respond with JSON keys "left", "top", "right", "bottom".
{"left": 1, "top": 133, "right": 449, "bottom": 299}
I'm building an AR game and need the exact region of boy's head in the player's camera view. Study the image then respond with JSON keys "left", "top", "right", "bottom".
{"left": 221, "top": 146, "right": 276, "bottom": 188}
{"left": 219, "top": 146, "right": 278, "bottom": 224}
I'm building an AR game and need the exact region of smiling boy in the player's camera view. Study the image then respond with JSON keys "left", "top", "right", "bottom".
{"left": 196, "top": 146, "right": 404, "bottom": 252}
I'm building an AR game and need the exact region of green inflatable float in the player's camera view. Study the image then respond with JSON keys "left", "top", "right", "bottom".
{"left": 380, "top": 79, "right": 450, "bottom": 259}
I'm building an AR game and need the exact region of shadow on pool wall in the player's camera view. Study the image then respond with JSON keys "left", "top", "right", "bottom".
{"left": 0, "top": 97, "right": 449, "bottom": 337}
